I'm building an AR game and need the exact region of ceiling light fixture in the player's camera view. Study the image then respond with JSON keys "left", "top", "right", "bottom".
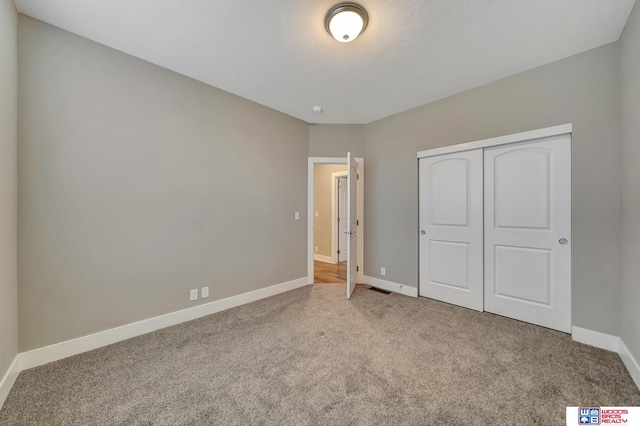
{"left": 325, "top": 3, "right": 368, "bottom": 43}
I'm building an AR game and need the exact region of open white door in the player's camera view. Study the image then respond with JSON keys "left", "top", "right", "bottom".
{"left": 346, "top": 152, "right": 358, "bottom": 299}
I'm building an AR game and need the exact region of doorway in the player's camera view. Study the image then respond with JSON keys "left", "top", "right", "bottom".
{"left": 312, "top": 164, "right": 347, "bottom": 283}
{"left": 333, "top": 172, "right": 348, "bottom": 264}
{"left": 307, "top": 157, "right": 364, "bottom": 293}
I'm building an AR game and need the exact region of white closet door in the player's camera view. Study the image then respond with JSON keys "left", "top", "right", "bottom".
{"left": 484, "top": 135, "right": 571, "bottom": 332}
{"left": 419, "top": 149, "right": 483, "bottom": 311}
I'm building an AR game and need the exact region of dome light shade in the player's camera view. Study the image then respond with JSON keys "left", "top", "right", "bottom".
{"left": 325, "top": 3, "right": 368, "bottom": 43}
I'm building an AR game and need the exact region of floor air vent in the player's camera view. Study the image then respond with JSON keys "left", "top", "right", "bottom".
{"left": 368, "top": 286, "right": 391, "bottom": 294}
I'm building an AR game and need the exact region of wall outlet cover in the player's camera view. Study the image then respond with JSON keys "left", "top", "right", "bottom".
{"left": 189, "top": 289, "right": 198, "bottom": 301}
{"left": 381, "top": 267, "right": 386, "bottom": 276}
{"left": 201, "top": 286, "right": 209, "bottom": 298}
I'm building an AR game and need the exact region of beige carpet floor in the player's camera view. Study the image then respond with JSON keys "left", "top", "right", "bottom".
{"left": 1, "top": 283, "right": 638, "bottom": 425}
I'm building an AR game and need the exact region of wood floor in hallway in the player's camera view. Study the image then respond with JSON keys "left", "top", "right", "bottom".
{"left": 314, "top": 260, "right": 346, "bottom": 283}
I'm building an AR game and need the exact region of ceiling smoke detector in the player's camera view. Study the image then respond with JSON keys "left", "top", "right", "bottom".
{"left": 325, "top": 3, "right": 368, "bottom": 43}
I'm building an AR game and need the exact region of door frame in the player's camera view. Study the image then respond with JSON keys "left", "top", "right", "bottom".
{"left": 308, "top": 157, "right": 364, "bottom": 284}
{"left": 331, "top": 171, "right": 348, "bottom": 264}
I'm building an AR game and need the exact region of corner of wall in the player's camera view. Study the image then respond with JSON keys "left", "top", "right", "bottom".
{"left": 619, "top": 0, "right": 640, "bottom": 377}
{"left": 0, "top": 0, "right": 19, "bottom": 409}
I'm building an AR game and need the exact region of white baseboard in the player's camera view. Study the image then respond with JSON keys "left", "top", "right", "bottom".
{"left": 19, "top": 277, "right": 309, "bottom": 371}
{"left": 363, "top": 275, "right": 418, "bottom": 298}
{"left": 571, "top": 326, "right": 620, "bottom": 352}
{"left": 0, "top": 356, "right": 20, "bottom": 410}
{"left": 313, "top": 254, "right": 334, "bottom": 264}
{"left": 5, "top": 283, "right": 637, "bottom": 408}
{"left": 619, "top": 339, "right": 640, "bottom": 391}
{"left": 572, "top": 327, "right": 640, "bottom": 391}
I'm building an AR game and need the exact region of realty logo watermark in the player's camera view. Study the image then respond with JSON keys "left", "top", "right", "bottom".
{"left": 567, "top": 407, "right": 640, "bottom": 425}
{"left": 579, "top": 407, "right": 600, "bottom": 425}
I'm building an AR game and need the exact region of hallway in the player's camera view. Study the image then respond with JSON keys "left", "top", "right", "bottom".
{"left": 313, "top": 260, "right": 346, "bottom": 283}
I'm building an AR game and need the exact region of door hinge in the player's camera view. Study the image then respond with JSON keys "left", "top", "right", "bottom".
{"left": 357, "top": 173, "right": 359, "bottom": 180}
{"left": 357, "top": 220, "right": 359, "bottom": 226}
{"left": 337, "top": 250, "right": 340, "bottom": 254}
{"left": 357, "top": 266, "right": 359, "bottom": 271}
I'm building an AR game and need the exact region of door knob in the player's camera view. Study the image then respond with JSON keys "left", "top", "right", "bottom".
{"left": 559, "top": 238, "right": 568, "bottom": 245}
{"left": 421, "top": 230, "right": 426, "bottom": 235}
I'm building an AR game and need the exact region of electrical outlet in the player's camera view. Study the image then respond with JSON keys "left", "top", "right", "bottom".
{"left": 201, "top": 286, "right": 209, "bottom": 298}
{"left": 294, "top": 211, "right": 300, "bottom": 220}
{"left": 315, "top": 246, "right": 318, "bottom": 252}
{"left": 381, "top": 267, "right": 386, "bottom": 276}
{"left": 189, "top": 289, "right": 198, "bottom": 301}
{"left": 315, "top": 211, "right": 319, "bottom": 217}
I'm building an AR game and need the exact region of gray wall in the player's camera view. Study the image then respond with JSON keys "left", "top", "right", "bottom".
{"left": 309, "top": 124, "right": 364, "bottom": 158}
{"left": 0, "top": 0, "right": 18, "bottom": 382}
{"left": 363, "top": 43, "right": 622, "bottom": 335}
{"left": 18, "top": 16, "right": 309, "bottom": 351}
{"left": 620, "top": 3, "right": 640, "bottom": 364}
{"left": 313, "top": 165, "right": 347, "bottom": 258}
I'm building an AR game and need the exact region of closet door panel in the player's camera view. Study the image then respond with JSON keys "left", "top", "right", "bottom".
{"left": 484, "top": 135, "right": 571, "bottom": 333}
{"left": 419, "top": 149, "right": 483, "bottom": 311}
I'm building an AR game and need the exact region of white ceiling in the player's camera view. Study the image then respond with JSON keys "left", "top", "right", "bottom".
{"left": 14, "top": 0, "right": 637, "bottom": 124}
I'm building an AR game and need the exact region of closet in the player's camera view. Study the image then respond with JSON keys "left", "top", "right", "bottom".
{"left": 418, "top": 126, "right": 572, "bottom": 333}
